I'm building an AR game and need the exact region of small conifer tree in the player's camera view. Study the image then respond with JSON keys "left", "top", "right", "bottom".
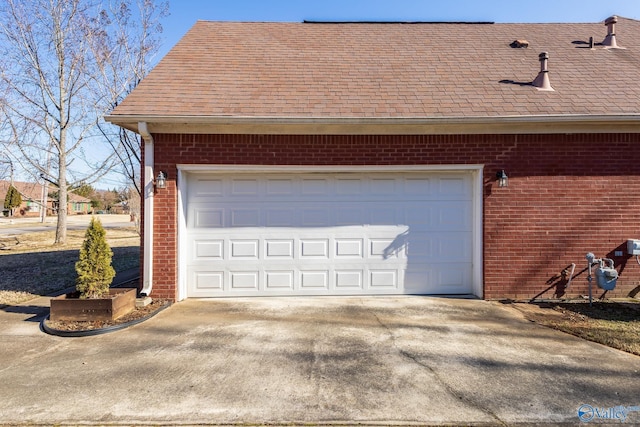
{"left": 75, "top": 217, "right": 115, "bottom": 298}
{"left": 4, "top": 185, "right": 22, "bottom": 217}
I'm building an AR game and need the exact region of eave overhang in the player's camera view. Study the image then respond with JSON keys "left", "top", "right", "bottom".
{"left": 104, "top": 114, "right": 640, "bottom": 136}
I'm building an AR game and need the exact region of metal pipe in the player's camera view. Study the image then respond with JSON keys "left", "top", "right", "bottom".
{"left": 586, "top": 253, "right": 597, "bottom": 306}
{"left": 564, "top": 263, "right": 576, "bottom": 289}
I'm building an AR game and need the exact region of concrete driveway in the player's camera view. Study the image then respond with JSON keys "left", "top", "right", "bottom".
{"left": 1, "top": 296, "right": 639, "bottom": 425}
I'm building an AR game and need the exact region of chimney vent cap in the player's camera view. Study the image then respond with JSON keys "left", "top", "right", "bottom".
{"left": 532, "top": 51, "right": 553, "bottom": 91}
{"left": 602, "top": 15, "right": 624, "bottom": 49}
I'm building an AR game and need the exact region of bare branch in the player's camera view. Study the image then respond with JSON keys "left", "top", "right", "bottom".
{"left": 0, "top": 0, "right": 167, "bottom": 243}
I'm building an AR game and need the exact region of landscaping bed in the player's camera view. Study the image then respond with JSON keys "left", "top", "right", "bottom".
{"left": 507, "top": 300, "right": 640, "bottom": 356}
{"left": 44, "top": 297, "right": 170, "bottom": 332}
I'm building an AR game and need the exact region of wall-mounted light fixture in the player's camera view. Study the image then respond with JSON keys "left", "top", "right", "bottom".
{"left": 155, "top": 171, "right": 167, "bottom": 189}
{"left": 496, "top": 170, "right": 508, "bottom": 188}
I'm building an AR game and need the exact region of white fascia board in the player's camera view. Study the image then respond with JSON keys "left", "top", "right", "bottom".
{"left": 105, "top": 114, "right": 640, "bottom": 135}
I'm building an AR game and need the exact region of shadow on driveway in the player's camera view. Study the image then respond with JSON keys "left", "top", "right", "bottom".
{"left": 0, "top": 296, "right": 639, "bottom": 425}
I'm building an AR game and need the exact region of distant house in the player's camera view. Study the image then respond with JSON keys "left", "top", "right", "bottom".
{"left": 0, "top": 180, "right": 92, "bottom": 217}
{"left": 107, "top": 17, "right": 640, "bottom": 302}
{"left": 109, "top": 201, "right": 130, "bottom": 214}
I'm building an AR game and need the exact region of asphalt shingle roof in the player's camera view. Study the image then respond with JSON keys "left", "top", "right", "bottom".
{"left": 110, "top": 18, "right": 640, "bottom": 120}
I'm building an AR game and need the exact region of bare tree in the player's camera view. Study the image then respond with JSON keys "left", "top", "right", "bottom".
{"left": 0, "top": 0, "right": 167, "bottom": 244}
{"left": 91, "top": 0, "right": 168, "bottom": 197}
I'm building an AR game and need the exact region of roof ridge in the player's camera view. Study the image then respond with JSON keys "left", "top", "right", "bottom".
{"left": 302, "top": 20, "right": 495, "bottom": 25}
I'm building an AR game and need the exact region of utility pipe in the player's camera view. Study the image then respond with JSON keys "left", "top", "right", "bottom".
{"left": 586, "top": 253, "right": 596, "bottom": 306}
{"left": 139, "top": 122, "right": 154, "bottom": 297}
{"left": 564, "top": 263, "right": 576, "bottom": 290}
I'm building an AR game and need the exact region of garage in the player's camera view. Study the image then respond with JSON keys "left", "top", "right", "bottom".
{"left": 181, "top": 168, "right": 479, "bottom": 297}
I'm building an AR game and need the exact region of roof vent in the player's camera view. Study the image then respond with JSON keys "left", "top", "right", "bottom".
{"left": 602, "top": 15, "right": 623, "bottom": 49}
{"left": 510, "top": 39, "right": 529, "bottom": 48}
{"left": 532, "top": 52, "right": 554, "bottom": 91}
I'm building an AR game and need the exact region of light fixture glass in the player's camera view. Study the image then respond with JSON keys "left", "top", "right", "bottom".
{"left": 156, "top": 171, "right": 167, "bottom": 189}
{"left": 496, "top": 170, "right": 508, "bottom": 188}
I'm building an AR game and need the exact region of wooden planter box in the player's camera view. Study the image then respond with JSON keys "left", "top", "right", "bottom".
{"left": 50, "top": 288, "right": 137, "bottom": 321}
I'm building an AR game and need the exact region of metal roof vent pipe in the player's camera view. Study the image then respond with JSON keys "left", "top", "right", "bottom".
{"left": 602, "top": 16, "right": 624, "bottom": 49}
{"left": 532, "top": 52, "right": 554, "bottom": 91}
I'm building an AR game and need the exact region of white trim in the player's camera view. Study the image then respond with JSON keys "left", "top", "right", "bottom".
{"left": 139, "top": 122, "right": 154, "bottom": 296}
{"left": 472, "top": 168, "right": 484, "bottom": 298}
{"left": 177, "top": 164, "right": 484, "bottom": 298}
{"left": 176, "top": 168, "right": 188, "bottom": 301}
{"left": 177, "top": 164, "right": 484, "bottom": 173}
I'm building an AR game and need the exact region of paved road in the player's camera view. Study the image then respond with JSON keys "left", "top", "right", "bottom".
{"left": 0, "top": 214, "right": 133, "bottom": 235}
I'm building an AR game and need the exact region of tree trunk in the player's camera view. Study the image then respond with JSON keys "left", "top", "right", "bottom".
{"left": 55, "top": 162, "right": 67, "bottom": 244}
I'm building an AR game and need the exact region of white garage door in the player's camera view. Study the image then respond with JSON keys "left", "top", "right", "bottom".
{"left": 185, "top": 171, "right": 474, "bottom": 297}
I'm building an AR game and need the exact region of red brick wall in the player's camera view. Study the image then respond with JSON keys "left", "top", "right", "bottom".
{"left": 148, "top": 133, "right": 640, "bottom": 301}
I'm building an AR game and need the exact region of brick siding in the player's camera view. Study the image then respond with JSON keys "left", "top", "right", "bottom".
{"left": 147, "top": 133, "right": 640, "bottom": 301}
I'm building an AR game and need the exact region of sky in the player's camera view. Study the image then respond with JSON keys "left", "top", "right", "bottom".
{"left": 158, "top": 0, "right": 640, "bottom": 57}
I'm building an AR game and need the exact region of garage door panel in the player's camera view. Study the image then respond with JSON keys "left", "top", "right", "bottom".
{"left": 404, "top": 262, "right": 472, "bottom": 294}
{"left": 186, "top": 172, "right": 474, "bottom": 297}
{"left": 266, "top": 209, "right": 296, "bottom": 226}
{"left": 193, "top": 209, "right": 224, "bottom": 228}
{"left": 189, "top": 270, "right": 225, "bottom": 297}
{"left": 405, "top": 204, "right": 472, "bottom": 231}
{"left": 231, "top": 179, "right": 259, "bottom": 195}
{"left": 335, "top": 270, "right": 364, "bottom": 289}
{"left": 437, "top": 176, "right": 469, "bottom": 196}
{"left": 300, "top": 239, "right": 330, "bottom": 258}
{"left": 266, "top": 179, "right": 294, "bottom": 195}
{"left": 404, "top": 231, "right": 472, "bottom": 262}
{"left": 370, "top": 207, "right": 399, "bottom": 225}
{"left": 370, "top": 238, "right": 403, "bottom": 258}
{"left": 265, "top": 240, "right": 294, "bottom": 258}
{"left": 336, "top": 207, "right": 367, "bottom": 226}
{"left": 436, "top": 267, "right": 470, "bottom": 290}
{"left": 193, "top": 240, "right": 224, "bottom": 259}
{"left": 336, "top": 178, "right": 363, "bottom": 195}
{"left": 436, "top": 202, "right": 472, "bottom": 229}
{"left": 302, "top": 178, "right": 329, "bottom": 195}
{"left": 231, "top": 271, "right": 260, "bottom": 290}
{"left": 231, "top": 209, "right": 260, "bottom": 226}
{"left": 437, "top": 235, "right": 473, "bottom": 261}
{"left": 301, "top": 208, "right": 331, "bottom": 226}
{"left": 370, "top": 178, "right": 397, "bottom": 195}
{"left": 300, "top": 271, "right": 330, "bottom": 289}
{"left": 370, "top": 270, "right": 400, "bottom": 289}
{"left": 230, "top": 240, "right": 259, "bottom": 259}
{"left": 190, "top": 178, "right": 224, "bottom": 198}
{"left": 404, "top": 177, "right": 432, "bottom": 196}
{"left": 265, "top": 271, "right": 295, "bottom": 290}
{"left": 335, "top": 239, "right": 364, "bottom": 258}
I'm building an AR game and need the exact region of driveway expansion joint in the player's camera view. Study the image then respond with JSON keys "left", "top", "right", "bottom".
{"left": 360, "top": 298, "right": 508, "bottom": 427}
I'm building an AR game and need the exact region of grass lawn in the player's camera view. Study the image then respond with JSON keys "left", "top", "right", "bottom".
{"left": 508, "top": 301, "right": 640, "bottom": 357}
{"left": 0, "top": 227, "right": 139, "bottom": 306}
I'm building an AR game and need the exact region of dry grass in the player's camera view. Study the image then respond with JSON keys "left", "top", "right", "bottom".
{"left": 508, "top": 301, "right": 640, "bottom": 356}
{"left": 0, "top": 227, "right": 140, "bottom": 306}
